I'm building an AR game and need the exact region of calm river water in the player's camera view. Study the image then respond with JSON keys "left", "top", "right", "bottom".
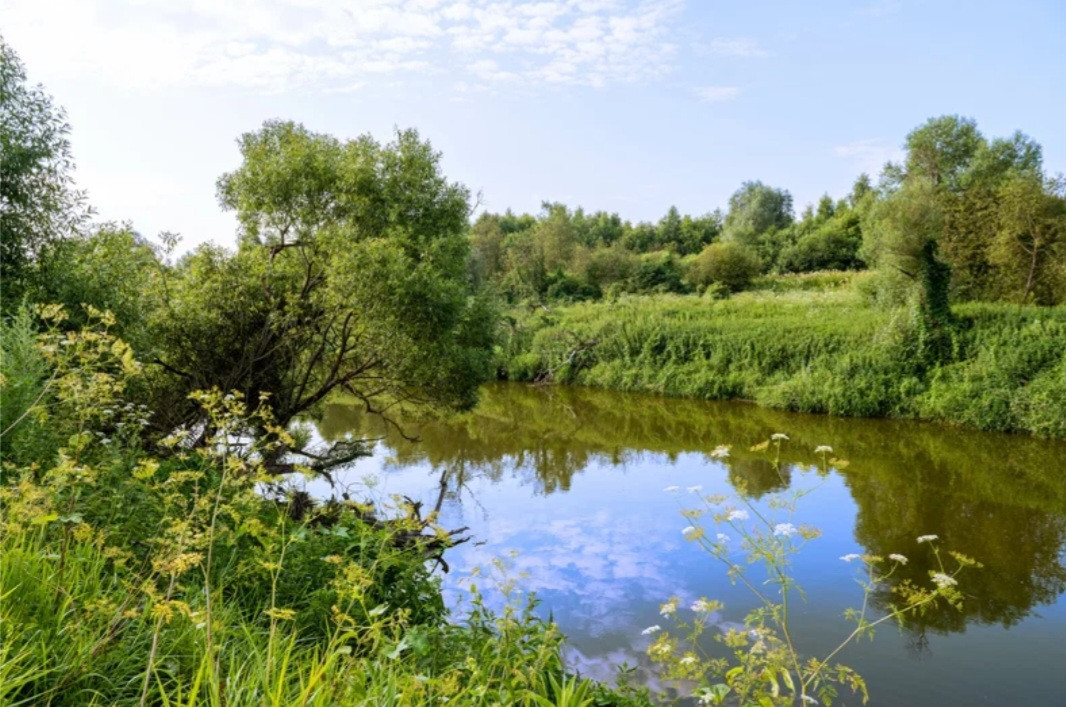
{"left": 310, "top": 383, "right": 1066, "bottom": 705}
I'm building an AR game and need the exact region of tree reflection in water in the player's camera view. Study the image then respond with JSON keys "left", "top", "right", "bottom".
{"left": 317, "top": 382, "right": 1066, "bottom": 637}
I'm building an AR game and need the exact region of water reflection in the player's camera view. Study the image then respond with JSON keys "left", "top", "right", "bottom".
{"left": 314, "top": 383, "right": 1066, "bottom": 702}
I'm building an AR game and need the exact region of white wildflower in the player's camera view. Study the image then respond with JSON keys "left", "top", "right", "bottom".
{"left": 814, "top": 445, "right": 833, "bottom": 454}
{"left": 917, "top": 534, "right": 939, "bottom": 544}
{"left": 682, "top": 526, "right": 703, "bottom": 541}
{"left": 641, "top": 625, "right": 661, "bottom": 635}
{"left": 710, "top": 444, "right": 731, "bottom": 460}
{"left": 727, "top": 509, "right": 749, "bottom": 522}
{"left": 773, "top": 523, "right": 797, "bottom": 538}
{"left": 680, "top": 655, "right": 698, "bottom": 666}
{"left": 691, "top": 598, "right": 712, "bottom": 613}
{"left": 686, "top": 485, "right": 703, "bottom": 494}
{"left": 663, "top": 485, "right": 680, "bottom": 493}
{"left": 889, "top": 553, "right": 908, "bottom": 565}
{"left": 771, "top": 433, "right": 789, "bottom": 442}
{"left": 694, "top": 687, "right": 717, "bottom": 705}
{"left": 660, "top": 599, "right": 678, "bottom": 617}
{"left": 840, "top": 553, "right": 861, "bottom": 562}
{"left": 931, "top": 572, "right": 958, "bottom": 589}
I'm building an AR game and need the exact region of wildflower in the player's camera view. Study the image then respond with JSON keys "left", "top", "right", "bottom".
{"left": 710, "top": 444, "right": 730, "bottom": 460}
{"left": 264, "top": 607, "right": 297, "bottom": 621}
{"left": 773, "top": 522, "right": 797, "bottom": 538}
{"left": 682, "top": 525, "right": 703, "bottom": 541}
{"left": 691, "top": 598, "right": 713, "bottom": 613}
{"left": 680, "top": 654, "right": 698, "bottom": 666}
{"left": 641, "top": 625, "right": 661, "bottom": 635}
{"left": 931, "top": 573, "right": 958, "bottom": 589}
{"left": 660, "top": 598, "right": 678, "bottom": 617}
{"left": 801, "top": 696, "right": 819, "bottom": 704}
{"left": 322, "top": 555, "right": 344, "bottom": 564}
{"left": 771, "top": 433, "right": 789, "bottom": 442}
{"left": 695, "top": 687, "right": 720, "bottom": 705}
{"left": 686, "top": 485, "right": 703, "bottom": 494}
{"left": 663, "top": 485, "right": 680, "bottom": 493}
{"left": 727, "top": 509, "right": 749, "bottom": 522}
{"left": 814, "top": 445, "right": 833, "bottom": 454}
{"left": 716, "top": 533, "right": 730, "bottom": 544}
{"left": 889, "top": 553, "right": 908, "bottom": 565}
{"left": 917, "top": 534, "right": 939, "bottom": 544}
{"left": 840, "top": 553, "right": 861, "bottom": 562}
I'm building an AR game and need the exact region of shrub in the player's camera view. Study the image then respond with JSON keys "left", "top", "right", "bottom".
{"left": 689, "top": 241, "right": 762, "bottom": 292}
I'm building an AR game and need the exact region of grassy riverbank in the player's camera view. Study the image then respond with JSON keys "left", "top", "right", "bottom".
{"left": 500, "top": 276, "right": 1066, "bottom": 438}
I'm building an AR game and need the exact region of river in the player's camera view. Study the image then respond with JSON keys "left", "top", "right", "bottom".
{"left": 308, "top": 382, "right": 1066, "bottom": 705}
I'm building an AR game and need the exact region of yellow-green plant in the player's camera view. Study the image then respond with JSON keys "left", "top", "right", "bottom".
{"left": 648, "top": 436, "right": 981, "bottom": 706}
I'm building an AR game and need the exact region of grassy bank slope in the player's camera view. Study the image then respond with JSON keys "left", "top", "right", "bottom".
{"left": 501, "top": 282, "right": 1066, "bottom": 438}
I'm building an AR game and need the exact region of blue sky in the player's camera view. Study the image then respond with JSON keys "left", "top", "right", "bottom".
{"left": 4, "top": 0, "right": 1064, "bottom": 250}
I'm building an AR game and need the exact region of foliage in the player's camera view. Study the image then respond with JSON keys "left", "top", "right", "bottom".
{"left": 0, "top": 38, "right": 88, "bottom": 307}
{"left": 498, "top": 286, "right": 1066, "bottom": 437}
{"left": 688, "top": 241, "right": 763, "bottom": 292}
{"left": 0, "top": 312, "right": 650, "bottom": 706}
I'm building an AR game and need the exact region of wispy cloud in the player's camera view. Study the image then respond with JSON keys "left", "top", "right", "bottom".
{"left": 3, "top": 0, "right": 685, "bottom": 93}
{"left": 833, "top": 138, "right": 903, "bottom": 174}
{"left": 705, "top": 37, "right": 768, "bottom": 58}
{"left": 693, "top": 85, "right": 740, "bottom": 102}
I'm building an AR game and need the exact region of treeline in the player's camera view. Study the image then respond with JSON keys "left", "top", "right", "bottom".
{"left": 469, "top": 117, "right": 1064, "bottom": 306}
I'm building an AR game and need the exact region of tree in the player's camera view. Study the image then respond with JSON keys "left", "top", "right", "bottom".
{"left": 0, "top": 38, "right": 87, "bottom": 306}
{"left": 901, "top": 115, "right": 984, "bottom": 191}
{"left": 147, "top": 121, "right": 496, "bottom": 473}
{"left": 991, "top": 175, "right": 1066, "bottom": 304}
{"left": 722, "top": 181, "right": 793, "bottom": 266}
{"left": 863, "top": 179, "right": 954, "bottom": 357}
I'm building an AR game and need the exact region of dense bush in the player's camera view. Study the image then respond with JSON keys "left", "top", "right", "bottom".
{"left": 687, "top": 241, "right": 763, "bottom": 292}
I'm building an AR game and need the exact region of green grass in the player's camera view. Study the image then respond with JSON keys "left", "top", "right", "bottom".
{"left": 500, "top": 285, "right": 1066, "bottom": 438}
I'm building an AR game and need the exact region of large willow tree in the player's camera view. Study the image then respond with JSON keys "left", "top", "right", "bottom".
{"left": 146, "top": 121, "right": 495, "bottom": 471}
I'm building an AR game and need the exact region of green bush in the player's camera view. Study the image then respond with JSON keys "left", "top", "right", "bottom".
{"left": 688, "top": 241, "right": 762, "bottom": 292}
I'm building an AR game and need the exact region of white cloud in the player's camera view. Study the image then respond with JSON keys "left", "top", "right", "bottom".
{"left": 833, "top": 138, "right": 903, "bottom": 174}
{"left": 706, "top": 37, "right": 767, "bottom": 57}
{"left": 693, "top": 85, "right": 739, "bottom": 102}
{"left": 2, "top": 0, "right": 684, "bottom": 93}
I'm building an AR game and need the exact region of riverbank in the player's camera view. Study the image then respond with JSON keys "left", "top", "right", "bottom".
{"left": 499, "top": 281, "right": 1066, "bottom": 438}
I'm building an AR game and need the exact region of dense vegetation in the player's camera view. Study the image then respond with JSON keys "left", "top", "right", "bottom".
{"left": 0, "top": 41, "right": 649, "bottom": 705}
{"left": 498, "top": 276, "right": 1066, "bottom": 438}
{"left": 1, "top": 31, "right": 1064, "bottom": 706}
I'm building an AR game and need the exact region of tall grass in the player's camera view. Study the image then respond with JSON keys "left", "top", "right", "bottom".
{"left": 500, "top": 286, "right": 1066, "bottom": 438}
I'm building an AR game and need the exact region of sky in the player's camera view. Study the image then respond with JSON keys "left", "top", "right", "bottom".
{"left": 3, "top": 0, "right": 1064, "bottom": 251}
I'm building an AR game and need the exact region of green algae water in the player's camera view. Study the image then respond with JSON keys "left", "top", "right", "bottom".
{"left": 312, "top": 383, "right": 1066, "bottom": 705}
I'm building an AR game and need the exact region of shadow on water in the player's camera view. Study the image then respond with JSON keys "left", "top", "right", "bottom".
{"left": 317, "top": 381, "right": 1066, "bottom": 639}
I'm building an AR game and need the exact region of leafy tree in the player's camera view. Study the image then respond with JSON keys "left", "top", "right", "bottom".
{"left": 899, "top": 115, "right": 984, "bottom": 191}
{"left": 146, "top": 121, "right": 496, "bottom": 471}
{"left": 991, "top": 174, "right": 1066, "bottom": 304}
{"left": 721, "top": 181, "right": 793, "bottom": 266}
{"left": 0, "top": 38, "right": 87, "bottom": 307}
{"left": 469, "top": 213, "right": 507, "bottom": 287}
